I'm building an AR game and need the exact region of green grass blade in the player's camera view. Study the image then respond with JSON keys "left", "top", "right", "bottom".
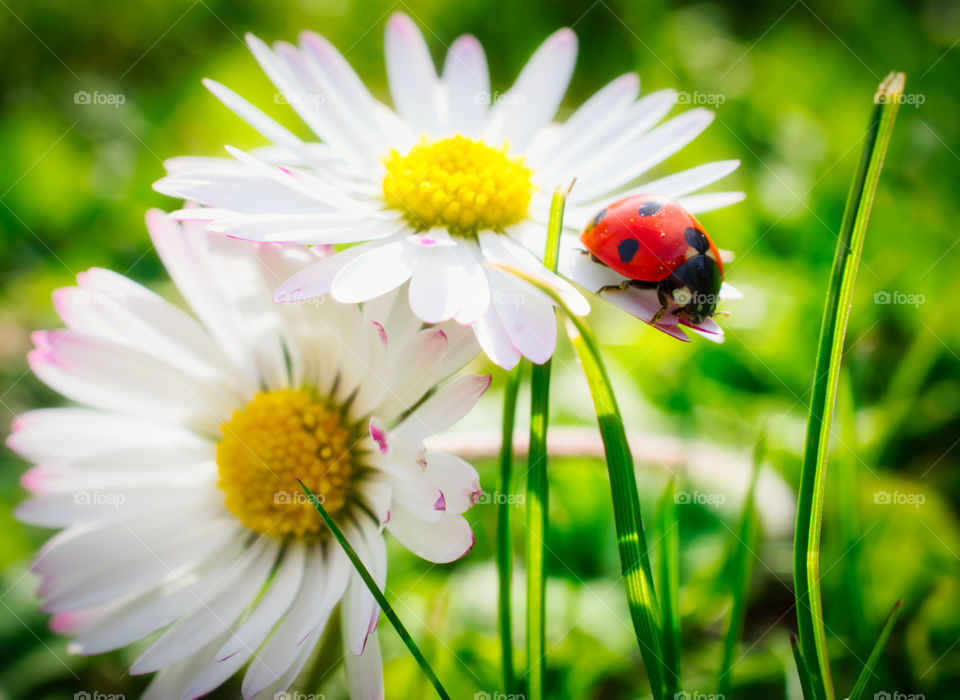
{"left": 297, "top": 480, "right": 451, "bottom": 700}
{"left": 847, "top": 600, "right": 903, "bottom": 700}
{"left": 793, "top": 71, "right": 905, "bottom": 700}
{"left": 488, "top": 260, "right": 666, "bottom": 700}
{"left": 525, "top": 186, "right": 566, "bottom": 700}
{"left": 717, "top": 439, "right": 763, "bottom": 697}
{"left": 791, "top": 634, "right": 817, "bottom": 700}
{"left": 498, "top": 366, "right": 522, "bottom": 693}
{"left": 656, "top": 479, "right": 681, "bottom": 697}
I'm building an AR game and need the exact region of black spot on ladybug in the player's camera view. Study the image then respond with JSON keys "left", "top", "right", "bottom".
{"left": 591, "top": 208, "right": 607, "bottom": 228}
{"left": 684, "top": 227, "right": 710, "bottom": 254}
{"left": 617, "top": 238, "right": 640, "bottom": 264}
{"left": 637, "top": 201, "right": 661, "bottom": 217}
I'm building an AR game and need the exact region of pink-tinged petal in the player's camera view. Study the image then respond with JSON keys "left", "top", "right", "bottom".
{"left": 369, "top": 417, "right": 389, "bottom": 455}
{"left": 330, "top": 241, "right": 415, "bottom": 303}
{"left": 397, "top": 374, "right": 491, "bottom": 441}
{"left": 442, "top": 34, "right": 489, "bottom": 136}
{"left": 387, "top": 507, "right": 475, "bottom": 563}
{"left": 343, "top": 625, "right": 384, "bottom": 700}
{"left": 471, "top": 305, "right": 522, "bottom": 371}
{"left": 385, "top": 12, "right": 440, "bottom": 133}
{"left": 489, "top": 270, "right": 557, "bottom": 365}
{"left": 423, "top": 452, "right": 482, "bottom": 515}
{"left": 484, "top": 28, "right": 578, "bottom": 152}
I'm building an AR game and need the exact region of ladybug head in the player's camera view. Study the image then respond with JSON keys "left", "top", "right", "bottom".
{"left": 664, "top": 254, "right": 722, "bottom": 324}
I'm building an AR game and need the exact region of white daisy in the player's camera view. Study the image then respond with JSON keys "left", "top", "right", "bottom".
{"left": 153, "top": 12, "right": 742, "bottom": 368}
{"left": 8, "top": 211, "right": 489, "bottom": 699}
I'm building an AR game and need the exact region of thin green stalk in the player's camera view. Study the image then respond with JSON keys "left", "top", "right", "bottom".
{"left": 297, "top": 480, "right": 450, "bottom": 700}
{"left": 793, "top": 72, "right": 905, "bottom": 700}
{"left": 490, "top": 261, "right": 666, "bottom": 700}
{"left": 656, "top": 479, "right": 681, "bottom": 697}
{"left": 525, "top": 187, "right": 566, "bottom": 700}
{"left": 791, "top": 634, "right": 817, "bottom": 700}
{"left": 836, "top": 370, "right": 868, "bottom": 645}
{"left": 498, "top": 367, "right": 522, "bottom": 693}
{"left": 717, "top": 440, "right": 763, "bottom": 697}
{"left": 847, "top": 600, "right": 902, "bottom": 700}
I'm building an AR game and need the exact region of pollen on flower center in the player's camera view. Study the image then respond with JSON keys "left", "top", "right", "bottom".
{"left": 216, "top": 389, "right": 358, "bottom": 537}
{"left": 382, "top": 135, "right": 534, "bottom": 235}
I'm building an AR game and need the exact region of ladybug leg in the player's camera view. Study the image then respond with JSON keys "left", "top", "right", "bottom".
{"left": 650, "top": 285, "right": 671, "bottom": 323}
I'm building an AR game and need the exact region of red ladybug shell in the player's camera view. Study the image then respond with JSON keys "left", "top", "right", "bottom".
{"left": 579, "top": 194, "right": 723, "bottom": 282}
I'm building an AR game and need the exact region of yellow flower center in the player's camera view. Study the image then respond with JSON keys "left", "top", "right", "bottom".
{"left": 382, "top": 135, "right": 534, "bottom": 235}
{"left": 216, "top": 389, "right": 358, "bottom": 537}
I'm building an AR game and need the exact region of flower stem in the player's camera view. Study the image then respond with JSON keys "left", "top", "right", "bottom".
{"left": 490, "top": 261, "right": 667, "bottom": 700}
{"left": 793, "top": 71, "right": 904, "bottom": 700}
{"left": 498, "top": 366, "right": 522, "bottom": 693}
{"left": 297, "top": 480, "right": 451, "bottom": 700}
{"left": 525, "top": 187, "right": 566, "bottom": 700}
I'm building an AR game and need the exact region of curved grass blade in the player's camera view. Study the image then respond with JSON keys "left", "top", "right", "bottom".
{"left": 791, "top": 634, "right": 817, "bottom": 700}
{"left": 793, "top": 71, "right": 905, "bottom": 700}
{"left": 297, "top": 480, "right": 451, "bottom": 700}
{"left": 656, "top": 479, "right": 681, "bottom": 697}
{"left": 717, "top": 438, "right": 763, "bottom": 697}
{"left": 847, "top": 600, "right": 903, "bottom": 700}
{"left": 498, "top": 366, "right": 523, "bottom": 693}
{"left": 490, "top": 260, "right": 666, "bottom": 700}
{"left": 524, "top": 187, "right": 567, "bottom": 700}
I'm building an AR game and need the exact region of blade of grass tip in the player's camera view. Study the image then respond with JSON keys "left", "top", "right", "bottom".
{"left": 847, "top": 600, "right": 903, "bottom": 700}
{"left": 488, "top": 260, "right": 666, "bottom": 700}
{"left": 717, "top": 436, "right": 764, "bottom": 697}
{"left": 498, "top": 366, "right": 523, "bottom": 693}
{"left": 525, "top": 186, "right": 567, "bottom": 700}
{"left": 656, "top": 479, "right": 681, "bottom": 698}
{"left": 297, "top": 480, "right": 451, "bottom": 700}
{"left": 793, "top": 71, "right": 905, "bottom": 700}
{"left": 791, "top": 634, "right": 817, "bottom": 700}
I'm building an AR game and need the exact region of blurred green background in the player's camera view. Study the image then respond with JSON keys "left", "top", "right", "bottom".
{"left": 1, "top": 0, "right": 958, "bottom": 698}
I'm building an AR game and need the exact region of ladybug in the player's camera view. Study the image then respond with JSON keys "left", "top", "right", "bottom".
{"left": 579, "top": 194, "right": 723, "bottom": 324}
